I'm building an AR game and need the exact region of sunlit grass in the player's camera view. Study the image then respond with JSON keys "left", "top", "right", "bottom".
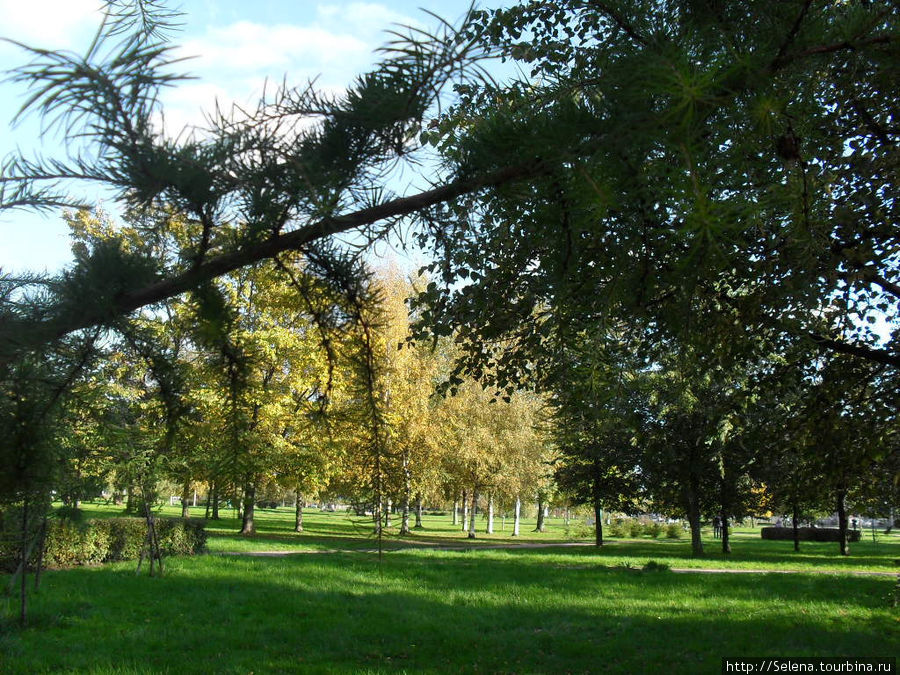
{"left": 1, "top": 545, "right": 897, "bottom": 674}
{"left": 69, "top": 501, "right": 900, "bottom": 572}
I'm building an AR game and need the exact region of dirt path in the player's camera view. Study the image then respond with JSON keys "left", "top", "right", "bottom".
{"left": 217, "top": 541, "right": 898, "bottom": 576}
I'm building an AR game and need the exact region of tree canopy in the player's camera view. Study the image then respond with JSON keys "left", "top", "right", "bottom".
{"left": 0, "top": 0, "right": 897, "bottom": 570}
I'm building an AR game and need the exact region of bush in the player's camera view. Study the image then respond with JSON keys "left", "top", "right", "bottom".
{"left": 565, "top": 521, "right": 595, "bottom": 540}
{"left": 0, "top": 511, "right": 207, "bottom": 571}
{"left": 642, "top": 560, "right": 671, "bottom": 572}
{"left": 644, "top": 522, "right": 663, "bottom": 538}
{"left": 156, "top": 518, "right": 207, "bottom": 556}
{"left": 761, "top": 527, "right": 861, "bottom": 543}
{"left": 665, "top": 523, "right": 683, "bottom": 539}
{"left": 607, "top": 519, "right": 627, "bottom": 538}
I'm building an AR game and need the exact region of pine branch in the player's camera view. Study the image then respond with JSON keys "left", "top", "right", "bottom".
{"left": 0, "top": 161, "right": 544, "bottom": 362}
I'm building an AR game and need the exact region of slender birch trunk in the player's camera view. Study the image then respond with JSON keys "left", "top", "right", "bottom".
{"left": 400, "top": 449, "right": 411, "bottom": 535}
{"left": 461, "top": 490, "right": 469, "bottom": 532}
{"left": 486, "top": 492, "right": 494, "bottom": 534}
{"left": 468, "top": 489, "right": 479, "bottom": 539}
{"left": 452, "top": 498, "right": 458, "bottom": 526}
{"left": 295, "top": 490, "right": 304, "bottom": 533}
{"left": 512, "top": 495, "right": 521, "bottom": 537}
{"left": 414, "top": 492, "right": 424, "bottom": 529}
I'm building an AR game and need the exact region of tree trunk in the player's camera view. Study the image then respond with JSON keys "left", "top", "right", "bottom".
{"left": 534, "top": 494, "right": 545, "bottom": 532}
{"left": 468, "top": 489, "right": 479, "bottom": 539}
{"left": 686, "top": 496, "right": 704, "bottom": 556}
{"left": 721, "top": 514, "right": 731, "bottom": 554}
{"left": 592, "top": 468, "right": 603, "bottom": 547}
{"left": 211, "top": 483, "right": 220, "bottom": 520}
{"left": 400, "top": 499, "right": 410, "bottom": 534}
{"left": 792, "top": 499, "right": 800, "bottom": 552}
{"left": 19, "top": 496, "right": 28, "bottom": 627}
{"left": 486, "top": 492, "right": 494, "bottom": 534}
{"left": 400, "top": 450, "right": 411, "bottom": 535}
{"left": 461, "top": 490, "right": 469, "bottom": 532}
{"left": 373, "top": 503, "right": 382, "bottom": 535}
{"left": 240, "top": 484, "right": 256, "bottom": 535}
{"left": 414, "top": 492, "right": 424, "bottom": 529}
{"left": 294, "top": 491, "right": 303, "bottom": 533}
{"left": 384, "top": 498, "right": 392, "bottom": 529}
{"left": 34, "top": 512, "right": 48, "bottom": 591}
{"left": 137, "top": 500, "right": 164, "bottom": 577}
{"left": 180, "top": 482, "right": 191, "bottom": 519}
{"left": 513, "top": 495, "right": 521, "bottom": 537}
{"left": 452, "top": 498, "right": 458, "bottom": 526}
{"left": 125, "top": 486, "right": 134, "bottom": 514}
{"left": 837, "top": 488, "right": 849, "bottom": 556}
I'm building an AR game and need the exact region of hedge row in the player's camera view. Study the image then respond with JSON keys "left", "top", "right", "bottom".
{"left": 761, "top": 526, "right": 861, "bottom": 543}
{"left": 0, "top": 515, "right": 207, "bottom": 571}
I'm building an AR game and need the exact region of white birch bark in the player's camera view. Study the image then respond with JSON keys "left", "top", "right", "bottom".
{"left": 487, "top": 492, "right": 494, "bottom": 534}
{"left": 513, "top": 496, "right": 521, "bottom": 537}
{"left": 467, "top": 489, "right": 478, "bottom": 539}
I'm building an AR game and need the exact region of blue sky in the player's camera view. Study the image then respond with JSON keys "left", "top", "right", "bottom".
{"left": 0, "top": 0, "right": 498, "bottom": 275}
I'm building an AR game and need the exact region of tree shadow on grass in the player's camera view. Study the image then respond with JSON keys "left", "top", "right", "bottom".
{"left": 505, "top": 537, "right": 900, "bottom": 571}
{"left": 2, "top": 550, "right": 896, "bottom": 674}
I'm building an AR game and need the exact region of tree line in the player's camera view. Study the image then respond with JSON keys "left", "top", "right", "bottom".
{"left": 1, "top": 0, "right": 897, "bottom": 622}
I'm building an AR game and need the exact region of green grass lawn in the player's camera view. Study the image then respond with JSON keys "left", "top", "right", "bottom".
{"left": 2, "top": 505, "right": 898, "bottom": 673}
{"left": 71, "top": 501, "right": 900, "bottom": 572}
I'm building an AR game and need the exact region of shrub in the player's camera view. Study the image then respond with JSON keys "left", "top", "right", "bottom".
{"left": 644, "top": 521, "right": 663, "bottom": 538}
{"left": 43, "top": 519, "right": 111, "bottom": 568}
{"left": 103, "top": 518, "right": 150, "bottom": 561}
{"left": 665, "top": 523, "right": 683, "bottom": 539}
{"left": 607, "top": 519, "right": 627, "bottom": 538}
{"left": 156, "top": 518, "right": 207, "bottom": 556}
{"left": 761, "top": 527, "right": 861, "bottom": 543}
{"left": 0, "top": 512, "right": 207, "bottom": 571}
{"left": 565, "top": 521, "right": 594, "bottom": 540}
{"left": 628, "top": 520, "right": 644, "bottom": 538}
{"left": 642, "top": 560, "right": 671, "bottom": 572}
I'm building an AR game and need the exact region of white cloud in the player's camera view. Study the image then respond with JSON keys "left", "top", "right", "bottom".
{"left": 0, "top": 0, "right": 102, "bottom": 48}
{"left": 316, "top": 2, "right": 420, "bottom": 37}
{"left": 156, "top": 81, "right": 235, "bottom": 135}
{"left": 160, "top": 6, "right": 422, "bottom": 131}
{"left": 177, "top": 21, "right": 369, "bottom": 73}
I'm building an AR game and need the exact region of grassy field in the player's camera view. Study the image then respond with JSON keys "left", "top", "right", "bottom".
{"left": 65, "top": 502, "right": 900, "bottom": 571}
{"left": 1, "top": 505, "right": 898, "bottom": 673}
